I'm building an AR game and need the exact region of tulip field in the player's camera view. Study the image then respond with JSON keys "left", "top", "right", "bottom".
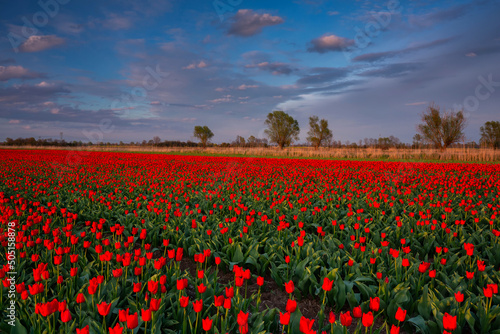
{"left": 1, "top": 149, "right": 500, "bottom": 334}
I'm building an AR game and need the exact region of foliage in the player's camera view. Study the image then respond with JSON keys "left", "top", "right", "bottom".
{"left": 264, "top": 111, "right": 300, "bottom": 149}
{"left": 193, "top": 126, "right": 214, "bottom": 148}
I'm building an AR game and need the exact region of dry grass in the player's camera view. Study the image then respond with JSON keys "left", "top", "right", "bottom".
{"left": 3, "top": 145, "right": 499, "bottom": 162}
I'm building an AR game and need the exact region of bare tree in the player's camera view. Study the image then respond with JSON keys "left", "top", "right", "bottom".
{"left": 417, "top": 104, "right": 466, "bottom": 151}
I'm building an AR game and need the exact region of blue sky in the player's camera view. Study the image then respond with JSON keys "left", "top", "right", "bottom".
{"left": 1, "top": 0, "right": 499, "bottom": 144}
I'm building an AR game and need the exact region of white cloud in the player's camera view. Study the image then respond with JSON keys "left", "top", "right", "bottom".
{"left": 19, "top": 35, "right": 65, "bottom": 52}
{"left": 227, "top": 9, "right": 284, "bottom": 37}
{"left": 102, "top": 13, "right": 134, "bottom": 30}
{"left": 237, "top": 84, "right": 258, "bottom": 90}
{"left": 35, "top": 81, "right": 54, "bottom": 88}
{"left": 209, "top": 95, "right": 232, "bottom": 103}
{"left": 183, "top": 61, "right": 208, "bottom": 70}
{"left": 0, "top": 65, "right": 44, "bottom": 81}
{"left": 307, "top": 34, "right": 354, "bottom": 53}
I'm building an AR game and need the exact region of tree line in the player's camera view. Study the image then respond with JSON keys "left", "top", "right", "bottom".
{"left": 193, "top": 104, "right": 500, "bottom": 150}
{"left": 2, "top": 104, "right": 499, "bottom": 149}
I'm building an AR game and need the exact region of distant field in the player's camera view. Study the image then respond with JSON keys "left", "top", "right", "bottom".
{"left": 3, "top": 145, "right": 500, "bottom": 163}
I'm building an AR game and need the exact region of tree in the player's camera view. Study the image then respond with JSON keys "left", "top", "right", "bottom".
{"left": 417, "top": 104, "right": 466, "bottom": 151}
{"left": 480, "top": 121, "right": 500, "bottom": 148}
{"left": 306, "top": 116, "right": 332, "bottom": 149}
{"left": 264, "top": 111, "right": 300, "bottom": 149}
{"left": 152, "top": 136, "right": 161, "bottom": 146}
{"left": 412, "top": 134, "right": 422, "bottom": 148}
{"left": 193, "top": 126, "right": 214, "bottom": 148}
{"left": 232, "top": 135, "right": 246, "bottom": 147}
{"left": 247, "top": 135, "right": 257, "bottom": 146}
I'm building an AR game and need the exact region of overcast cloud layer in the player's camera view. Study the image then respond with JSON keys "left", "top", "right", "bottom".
{"left": 0, "top": 0, "right": 499, "bottom": 144}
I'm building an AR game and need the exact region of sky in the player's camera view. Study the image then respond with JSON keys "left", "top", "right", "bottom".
{"left": 0, "top": 0, "right": 499, "bottom": 144}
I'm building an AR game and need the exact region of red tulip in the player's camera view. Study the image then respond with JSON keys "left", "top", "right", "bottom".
{"left": 353, "top": 306, "right": 362, "bottom": 318}
{"left": 418, "top": 262, "right": 430, "bottom": 273}
{"left": 225, "top": 286, "right": 234, "bottom": 298}
{"left": 119, "top": 308, "right": 130, "bottom": 322}
{"left": 455, "top": 291, "right": 464, "bottom": 303}
{"left": 150, "top": 298, "right": 161, "bottom": 312}
{"left": 477, "top": 260, "right": 486, "bottom": 272}
{"left": 109, "top": 323, "right": 123, "bottom": 334}
{"left": 299, "top": 316, "right": 314, "bottom": 334}
{"left": 463, "top": 242, "right": 474, "bottom": 256}
{"left": 76, "top": 293, "right": 85, "bottom": 304}
{"left": 148, "top": 280, "right": 159, "bottom": 294}
{"left": 179, "top": 296, "right": 189, "bottom": 308}
{"left": 362, "top": 312, "right": 374, "bottom": 327}
{"left": 223, "top": 297, "right": 231, "bottom": 309}
{"left": 214, "top": 295, "right": 224, "bottom": 307}
{"left": 237, "top": 310, "right": 249, "bottom": 334}
{"left": 112, "top": 268, "right": 122, "bottom": 278}
{"left": 443, "top": 313, "right": 457, "bottom": 331}
{"left": 395, "top": 307, "right": 406, "bottom": 322}
{"left": 202, "top": 316, "right": 213, "bottom": 331}
{"left": 390, "top": 324, "right": 400, "bottom": 334}
{"left": 193, "top": 299, "right": 203, "bottom": 313}
{"left": 369, "top": 297, "right": 380, "bottom": 312}
{"left": 257, "top": 276, "right": 264, "bottom": 286}
{"left": 328, "top": 311, "right": 336, "bottom": 324}
{"left": 235, "top": 276, "right": 244, "bottom": 287}
{"left": 176, "top": 278, "right": 188, "bottom": 291}
{"left": 126, "top": 312, "right": 138, "bottom": 329}
{"left": 76, "top": 325, "right": 89, "bottom": 334}
{"left": 58, "top": 300, "right": 67, "bottom": 312}
{"left": 61, "top": 309, "right": 71, "bottom": 323}
{"left": 197, "top": 283, "right": 207, "bottom": 294}
{"left": 286, "top": 299, "right": 297, "bottom": 313}
{"left": 285, "top": 280, "right": 295, "bottom": 294}
{"left": 175, "top": 247, "right": 183, "bottom": 261}
{"left": 280, "top": 311, "right": 291, "bottom": 325}
{"left": 97, "top": 301, "right": 111, "bottom": 316}
{"left": 322, "top": 277, "right": 334, "bottom": 292}
{"left": 141, "top": 308, "right": 152, "bottom": 322}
